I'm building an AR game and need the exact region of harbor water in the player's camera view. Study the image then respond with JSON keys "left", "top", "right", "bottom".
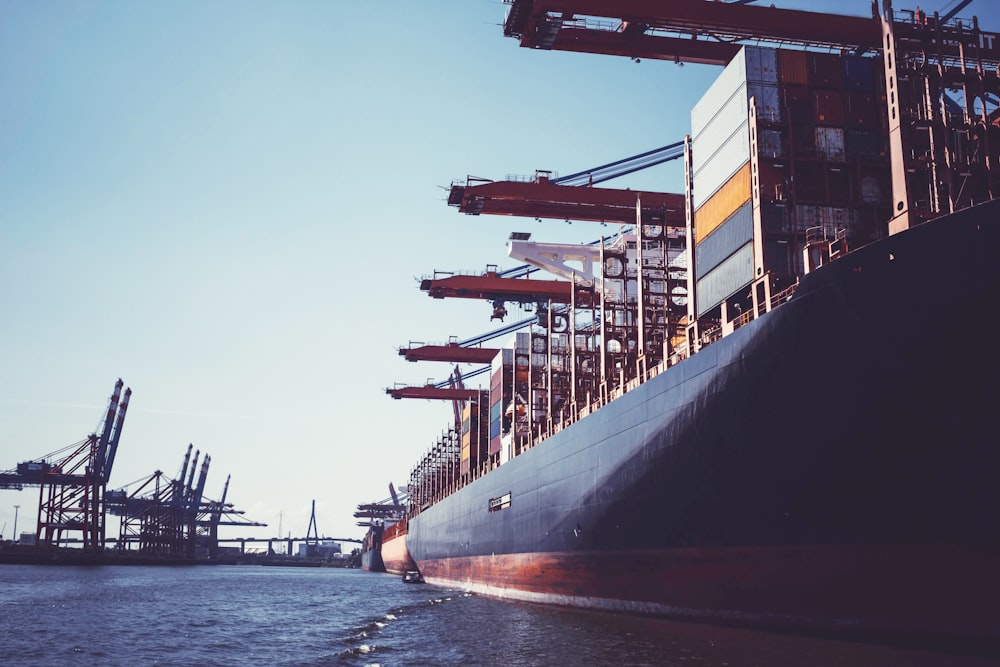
{"left": 0, "top": 564, "right": 993, "bottom": 666}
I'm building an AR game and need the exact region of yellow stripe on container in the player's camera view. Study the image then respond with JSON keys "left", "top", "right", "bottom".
{"left": 695, "top": 162, "right": 752, "bottom": 242}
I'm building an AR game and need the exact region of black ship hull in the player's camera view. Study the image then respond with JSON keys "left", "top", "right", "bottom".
{"left": 360, "top": 524, "right": 385, "bottom": 573}
{"left": 408, "top": 201, "right": 1000, "bottom": 651}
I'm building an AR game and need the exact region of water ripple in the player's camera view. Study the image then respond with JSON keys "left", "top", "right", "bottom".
{"left": 0, "top": 565, "right": 990, "bottom": 667}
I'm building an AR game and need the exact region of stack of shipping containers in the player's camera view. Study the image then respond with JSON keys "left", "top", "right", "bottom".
{"left": 510, "top": 332, "right": 532, "bottom": 457}
{"left": 690, "top": 46, "right": 777, "bottom": 320}
{"left": 487, "top": 331, "right": 544, "bottom": 467}
{"left": 459, "top": 399, "right": 488, "bottom": 478}
{"left": 489, "top": 347, "right": 512, "bottom": 465}
{"left": 689, "top": 45, "right": 891, "bottom": 323}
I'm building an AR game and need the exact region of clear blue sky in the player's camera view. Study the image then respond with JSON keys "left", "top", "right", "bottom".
{"left": 1, "top": 0, "right": 897, "bottom": 544}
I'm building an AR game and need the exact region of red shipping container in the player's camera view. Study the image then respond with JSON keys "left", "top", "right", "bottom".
{"left": 813, "top": 90, "right": 845, "bottom": 126}
{"left": 844, "top": 91, "right": 883, "bottom": 129}
{"left": 784, "top": 85, "right": 812, "bottom": 124}
{"left": 809, "top": 52, "right": 843, "bottom": 89}
{"left": 778, "top": 50, "right": 809, "bottom": 85}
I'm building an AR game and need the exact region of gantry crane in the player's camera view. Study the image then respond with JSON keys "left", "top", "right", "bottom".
{"left": 393, "top": 317, "right": 536, "bottom": 401}
{"left": 107, "top": 444, "right": 265, "bottom": 559}
{"left": 448, "top": 142, "right": 686, "bottom": 225}
{"left": 502, "top": 0, "right": 1000, "bottom": 229}
{"left": 389, "top": 366, "right": 491, "bottom": 504}
{"left": 0, "top": 379, "right": 132, "bottom": 552}
{"left": 445, "top": 0, "right": 997, "bottom": 402}
{"left": 388, "top": 1, "right": 999, "bottom": 516}
{"left": 449, "top": 173, "right": 685, "bottom": 225}
{"left": 421, "top": 265, "right": 575, "bottom": 305}
{"left": 420, "top": 264, "right": 587, "bottom": 322}
{"left": 399, "top": 343, "right": 499, "bottom": 364}
{"left": 386, "top": 378, "right": 483, "bottom": 401}
{"left": 504, "top": 0, "right": 881, "bottom": 64}
{"left": 398, "top": 314, "right": 538, "bottom": 364}
{"left": 0, "top": 382, "right": 262, "bottom": 559}
{"left": 354, "top": 484, "right": 407, "bottom": 525}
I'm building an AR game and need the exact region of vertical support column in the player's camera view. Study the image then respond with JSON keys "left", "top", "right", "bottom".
{"left": 683, "top": 135, "right": 700, "bottom": 352}
{"left": 634, "top": 194, "right": 647, "bottom": 380}
{"left": 747, "top": 94, "right": 772, "bottom": 317}
{"left": 882, "top": 0, "right": 913, "bottom": 234}
{"left": 598, "top": 239, "right": 608, "bottom": 404}
{"left": 546, "top": 298, "right": 554, "bottom": 433}
{"left": 749, "top": 96, "right": 766, "bottom": 285}
{"left": 569, "top": 273, "right": 578, "bottom": 409}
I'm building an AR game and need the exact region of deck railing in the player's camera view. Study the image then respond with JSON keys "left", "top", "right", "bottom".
{"left": 409, "top": 280, "right": 802, "bottom": 516}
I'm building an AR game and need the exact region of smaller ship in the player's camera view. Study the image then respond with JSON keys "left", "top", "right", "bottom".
{"left": 355, "top": 483, "right": 412, "bottom": 574}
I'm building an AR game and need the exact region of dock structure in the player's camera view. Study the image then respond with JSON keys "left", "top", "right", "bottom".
{"left": 1, "top": 381, "right": 265, "bottom": 562}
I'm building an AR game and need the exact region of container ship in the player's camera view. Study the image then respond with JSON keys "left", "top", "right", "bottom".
{"left": 355, "top": 484, "right": 416, "bottom": 575}
{"left": 375, "top": 0, "right": 1000, "bottom": 652}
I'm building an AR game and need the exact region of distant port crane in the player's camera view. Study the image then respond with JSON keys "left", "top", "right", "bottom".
{"left": 0, "top": 380, "right": 264, "bottom": 559}
{"left": 0, "top": 379, "right": 131, "bottom": 551}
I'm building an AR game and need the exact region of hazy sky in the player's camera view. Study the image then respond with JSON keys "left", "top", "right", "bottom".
{"left": 1, "top": 0, "right": 890, "bottom": 545}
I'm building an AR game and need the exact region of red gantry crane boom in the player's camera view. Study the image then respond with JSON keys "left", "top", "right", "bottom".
{"left": 386, "top": 384, "right": 483, "bottom": 401}
{"left": 448, "top": 173, "right": 685, "bottom": 225}
{"left": 503, "top": 0, "right": 886, "bottom": 65}
{"left": 420, "top": 268, "right": 574, "bottom": 304}
{"left": 399, "top": 344, "right": 500, "bottom": 364}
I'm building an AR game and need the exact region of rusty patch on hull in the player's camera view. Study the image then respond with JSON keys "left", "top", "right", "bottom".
{"left": 417, "top": 544, "right": 1000, "bottom": 651}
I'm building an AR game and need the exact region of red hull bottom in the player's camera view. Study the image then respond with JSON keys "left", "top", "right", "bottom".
{"left": 416, "top": 543, "right": 999, "bottom": 654}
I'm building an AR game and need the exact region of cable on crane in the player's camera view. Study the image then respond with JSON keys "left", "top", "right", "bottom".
{"left": 553, "top": 141, "right": 685, "bottom": 187}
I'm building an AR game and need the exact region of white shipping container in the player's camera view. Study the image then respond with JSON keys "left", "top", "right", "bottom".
{"left": 748, "top": 82, "right": 782, "bottom": 123}
{"left": 693, "top": 85, "right": 752, "bottom": 158}
{"left": 691, "top": 46, "right": 782, "bottom": 210}
{"left": 821, "top": 207, "right": 855, "bottom": 235}
{"left": 815, "top": 126, "right": 846, "bottom": 162}
{"left": 694, "top": 83, "right": 780, "bottom": 163}
{"left": 796, "top": 204, "right": 822, "bottom": 231}
{"left": 861, "top": 176, "right": 881, "bottom": 204}
{"left": 692, "top": 130, "right": 751, "bottom": 210}
{"left": 693, "top": 46, "right": 778, "bottom": 139}
{"left": 691, "top": 48, "right": 752, "bottom": 139}
{"left": 759, "top": 130, "right": 785, "bottom": 158}
{"left": 492, "top": 347, "right": 514, "bottom": 374}
{"left": 744, "top": 45, "right": 779, "bottom": 83}
{"left": 821, "top": 206, "right": 847, "bottom": 226}
{"left": 696, "top": 241, "right": 754, "bottom": 317}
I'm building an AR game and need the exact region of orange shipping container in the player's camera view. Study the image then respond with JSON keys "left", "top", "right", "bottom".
{"left": 695, "top": 163, "right": 752, "bottom": 242}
